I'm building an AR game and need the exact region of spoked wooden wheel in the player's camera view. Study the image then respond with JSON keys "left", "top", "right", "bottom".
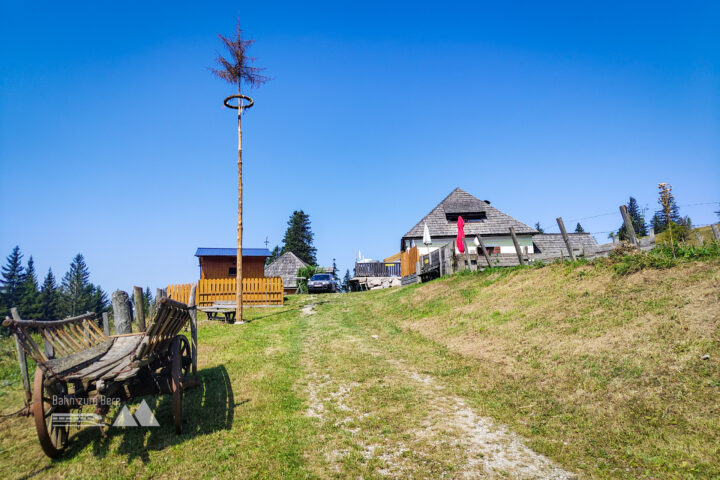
{"left": 170, "top": 336, "right": 185, "bottom": 434}
{"left": 33, "top": 367, "right": 70, "bottom": 458}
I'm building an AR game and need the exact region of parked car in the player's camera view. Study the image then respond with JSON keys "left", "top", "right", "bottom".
{"left": 307, "top": 273, "right": 337, "bottom": 293}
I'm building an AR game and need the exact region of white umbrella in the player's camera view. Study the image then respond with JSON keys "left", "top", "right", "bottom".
{"left": 423, "top": 222, "right": 432, "bottom": 246}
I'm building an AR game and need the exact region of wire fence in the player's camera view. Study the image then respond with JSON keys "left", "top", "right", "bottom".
{"left": 535, "top": 201, "right": 719, "bottom": 239}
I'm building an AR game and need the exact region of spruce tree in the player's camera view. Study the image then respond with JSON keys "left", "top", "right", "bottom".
{"left": 60, "top": 254, "right": 94, "bottom": 317}
{"left": 534, "top": 222, "right": 545, "bottom": 233}
{"left": 1, "top": 246, "right": 25, "bottom": 316}
{"left": 144, "top": 286, "right": 153, "bottom": 314}
{"left": 89, "top": 285, "right": 109, "bottom": 316}
{"left": 39, "top": 269, "right": 61, "bottom": 320}
{"left": 282, "top": 210, "right": 317, "bottom": 265}
{"left": 332, "top": 258, "right": 339, "bottom": 281}
{"left": 575, "top": 223, "right": 585, "bottom": 233}
{"left": 618, "top": 196, "right": 648, "bottom": 239}
{"left": 20, "top": 256, "right": 40, "bottom": 318}
{"left": 266, "top": 245, "right": 281, "bottom": 265}
{"left": 343, "top": 269, "right": 351, "bottom": 291}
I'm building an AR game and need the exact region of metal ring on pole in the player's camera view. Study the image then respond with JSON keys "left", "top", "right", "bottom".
{"left": 223, "top": 94, "right": 254, "bottom": 111}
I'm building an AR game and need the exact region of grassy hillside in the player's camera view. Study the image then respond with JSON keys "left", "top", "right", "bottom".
{"left": 359, "top": 253, "right": 720, "bottom": 478}
{"left": 0, "top": 246, "right": 718, "bottom": 478}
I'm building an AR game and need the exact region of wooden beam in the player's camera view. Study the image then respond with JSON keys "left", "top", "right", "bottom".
{"left": 556, "top": 217, "right": 576, "bottom": 262}
{"left": 509, "top": 227, "right": 526, "bottom": 265}
{"left": 619, "top": 205, "right": 639, "bottom": 246}
{"left": 9, "top": 308, "right": 31, "bottom": 405}
{"left": 474, "top": 235, "right": 492, "bottom": 268}
{"left": 712, "top": 224, "right": 720, "bottom": 240}
{"left": 188, "top": 284, "right": 198, "bottom": 375}
{"left": 133, "top": 286, "right": 146, "bottom": 332}
{"left": 696, "top": 232, "right": 704, "bottom": 246}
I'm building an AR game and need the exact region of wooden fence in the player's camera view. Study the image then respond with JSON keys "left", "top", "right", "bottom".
{"left": 166, "top": 277, "right": 284, "bottom": 307}
{"left": 354, "top": 261, "right": 401, "bottom": 277}
{"left": 400, "top": 246, "right": 419, "bottom": 277}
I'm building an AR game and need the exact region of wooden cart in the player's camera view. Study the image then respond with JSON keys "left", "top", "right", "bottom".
{"left": 2, "top": 288, "right": 200, "bottom": 458}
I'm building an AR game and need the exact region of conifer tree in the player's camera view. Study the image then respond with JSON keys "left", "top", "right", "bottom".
{"left": 343, "top": 269, "right": 351, "bottom": 291}
{"left": 534, "top": 222, "right": 545, "bottom": 233}
{"left": 1, "top": 246, "right": 25, "bottom": 316}
{"left": 144, "top": 287, "right": 153, "bottom": 314}
{"left": 618, "top": 196, "right": 648, "bottom": 239}
{"left": 266, "top": 245, "right": 281, "bottom": 265}
{"left": 89, "top": 285, "right": 109, "bottom": 316}
{"left": 60, "top": 254, "right": 94, "bottom": 317}
{"left": 332, "top": 258, "right": 339, "bottom": 281}
{"left": 282, "top": 210, "right": 317, "bottom": 265}
{"left": 20, "top": 256, "right": 40, "bottom": 318}
{"left": 575, "top": 223, "right": 585, "bottom": 233}
{"left": 39, "top": 269, "right": 61, "bottom": 320}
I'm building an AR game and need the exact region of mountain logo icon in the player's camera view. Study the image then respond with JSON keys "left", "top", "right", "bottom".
{"left": 112, "top": 400, "right": 159, "bottom": 428}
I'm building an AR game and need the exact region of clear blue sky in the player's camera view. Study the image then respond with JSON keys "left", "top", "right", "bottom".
{"left": 1, "top": 1, "right": 718, "bottom": 293}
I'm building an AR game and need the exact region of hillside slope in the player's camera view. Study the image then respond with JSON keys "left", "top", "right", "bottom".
{"left": 354, "top": 256, "right": 720, "bottom": 477}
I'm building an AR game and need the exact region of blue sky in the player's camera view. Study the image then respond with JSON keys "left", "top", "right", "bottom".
{"left": 1, "top": 1, "right": 718, "bottom": 293}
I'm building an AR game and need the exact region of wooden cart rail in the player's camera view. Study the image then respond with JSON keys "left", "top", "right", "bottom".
{"left": 3, "top": 310, "right": 109, "bottom": 367}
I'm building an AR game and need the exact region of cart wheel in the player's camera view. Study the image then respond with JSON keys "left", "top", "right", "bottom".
{"left": 170, "top": 336, "right": 183, "bottom": 434}
{"left": 176, "top": 335, "right": 191, "bottom": 378}
{"left": 33, "top": 367, "right": 70, "bottom": 458}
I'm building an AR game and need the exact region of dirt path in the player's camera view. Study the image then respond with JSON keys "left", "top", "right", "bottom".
{"left": 299, "top": 304, "right": 576, "bottom": 479}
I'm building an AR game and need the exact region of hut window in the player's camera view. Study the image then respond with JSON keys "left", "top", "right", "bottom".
{"left": 229, "top": 267, "right": 237, "bottom": 275}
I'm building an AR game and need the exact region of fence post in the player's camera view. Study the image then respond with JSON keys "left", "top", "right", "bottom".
{"left": 696, "top": 232, "right": 703, "bottom": 246}
{"left": 10, "top": 308, "right": 32, "bottom": 406}
{"left": 133, "top": 286, "right": 146, "bottom": 332}
{"left": 619, "top": 205, "right": 639, "bottom": 246}
{"left": 712, "top": 224, "right": 720, "bottom": 240}
{"left": 188, "top": 284, "right": 198, "bottom": 375}
{"left": 556, "top": 217, "right": 576, "bottom": 262}
{"left": 112, "top": 290, "right": 133, "bottom": 334}
{"left": 509, "top": 227, "right": 526, "bottom": 265}
{"left": 474, "top": 235, "right": 492, "bottom": 268}
{"left": 463, "top": 240, "right": 472, "bottom": 271}
{"left": 102, "top": 312, "right": 110, "bottom": 336}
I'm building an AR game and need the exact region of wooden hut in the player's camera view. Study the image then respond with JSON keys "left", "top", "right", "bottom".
{"left": 264, "top": 251, "right": 308, "bottom": 295}
{"left": 195, "top": 248, "right": 270, "bottom": 279}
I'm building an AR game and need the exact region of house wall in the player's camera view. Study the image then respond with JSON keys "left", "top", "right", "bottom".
{"left": 410, "top": 236, "right": 534, "bottom": 255}
{"left": 199, "top": 256, "right": 266, "bottom": 279}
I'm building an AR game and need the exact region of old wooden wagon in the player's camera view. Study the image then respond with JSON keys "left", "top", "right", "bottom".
{"left": 2, "top": 288, "right": 200, "bottom": 458}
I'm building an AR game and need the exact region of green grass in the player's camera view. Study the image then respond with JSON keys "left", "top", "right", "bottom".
{"left": 1, "top": 250, "right": 719, "bottom": 478}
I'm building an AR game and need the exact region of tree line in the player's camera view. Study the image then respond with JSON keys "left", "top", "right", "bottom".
{"left": 0, "top": 246, "right": 109, "bottom": 328}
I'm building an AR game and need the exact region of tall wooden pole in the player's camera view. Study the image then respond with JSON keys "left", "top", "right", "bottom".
{"left": 236, "top": 83, "right": 244, "bottom": 323}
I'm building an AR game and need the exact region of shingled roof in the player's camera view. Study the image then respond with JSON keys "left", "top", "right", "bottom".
{"left": 264, "top": 251, "right": 308, "bottom": 289}
{"left": 402, "top": 188, "right": 537, "bottom": 239}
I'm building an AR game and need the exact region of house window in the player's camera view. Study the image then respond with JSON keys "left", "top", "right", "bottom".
{"left": 446, "top": 212, "right": 487, "bottom": 222}
{"left": 229, "top": 267, "right": 237, "bottom": 275}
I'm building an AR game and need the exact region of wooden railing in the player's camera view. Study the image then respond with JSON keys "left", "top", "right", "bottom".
{"left": 354, "top": 261, "right": 400, "bottom": 277}
{"left": 167, "top": 278, "right": 284, "bottom": 307}
{"left": 400, "top": 246, "right": 419, "bottom": 277}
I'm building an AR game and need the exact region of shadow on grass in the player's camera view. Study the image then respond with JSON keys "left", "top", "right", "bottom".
{"left": 57, "top": 365, "right": 236, "bottom": 464}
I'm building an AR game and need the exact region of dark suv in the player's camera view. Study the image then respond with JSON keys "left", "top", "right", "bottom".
{"left": 307, "top": 274, "right": 337, "bottom": 293}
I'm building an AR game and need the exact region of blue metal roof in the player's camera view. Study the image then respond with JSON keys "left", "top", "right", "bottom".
{"left": 195, "top": 248, "right": 271, "bottom": 257}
